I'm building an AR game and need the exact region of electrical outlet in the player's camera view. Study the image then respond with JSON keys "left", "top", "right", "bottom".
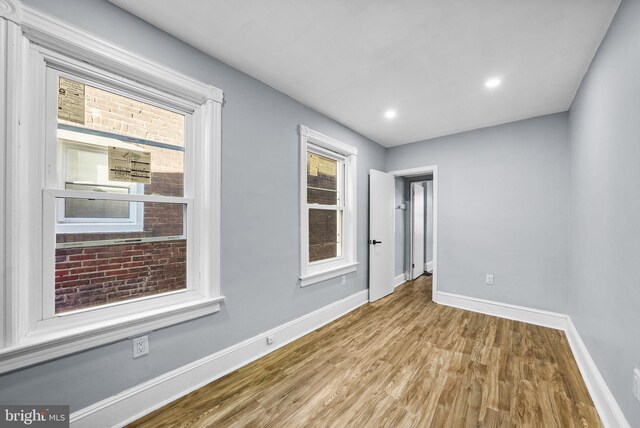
{"left": 633, "top": 368, "right": 640, "bottom": 402}
{"left": 485, "top": 274, "right": 494, "bottom": 285}
{"left": 341, "top": 275, "right": 346, "bottom": 285}
{"left": 132, "top": 335, "right": 149, "bottom": 358}
{"left": 266, "top": 335, "right": 274, "bottom": 345}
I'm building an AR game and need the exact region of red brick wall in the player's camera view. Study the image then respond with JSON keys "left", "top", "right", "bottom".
{"left": 55, "top": 241, "right": 186, "bottom": 313}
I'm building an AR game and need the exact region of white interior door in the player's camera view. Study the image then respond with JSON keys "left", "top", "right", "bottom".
{"left": 369, "top": 169, "right": 394, "bottom": 302}
{"left": 411, "top": 182, "right": 424, "bottom": 280}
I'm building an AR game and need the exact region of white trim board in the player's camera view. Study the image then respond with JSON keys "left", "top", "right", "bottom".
{"left": 565, "top": 317, "right": 631, "bottom": 428}
{"left": 70, "top": 289, "right": 369, "bottom": 428}
{"left": 393, "top": 274, "right": 406, "bottom": 289}
{"left": 434, "top": 291, "right": 567, "bottom": 330}
{"left": 426, "top": 261, "right": 433, "bottom": 273}
{"left": 435, "top": 290, "right": 631, "bottom": 427}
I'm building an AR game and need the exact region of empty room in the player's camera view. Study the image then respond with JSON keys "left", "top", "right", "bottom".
{"left": 0, "top": 0, "right": 638, "bottom": 427}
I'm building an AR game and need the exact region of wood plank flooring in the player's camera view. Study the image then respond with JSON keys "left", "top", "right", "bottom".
{"left": 129, "top": 276, "right": 601, "bottom": 427}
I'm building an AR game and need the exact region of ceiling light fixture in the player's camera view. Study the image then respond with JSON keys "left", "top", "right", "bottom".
{"left": 384, "top": 110, "right": 397, "bottom": 119}
{"left": 485, "top": 78, "right": 502, "bottom": 89}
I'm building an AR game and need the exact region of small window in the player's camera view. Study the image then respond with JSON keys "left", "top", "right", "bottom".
{"left": 299, "top": 126, "right": 358, "bottom": 286}
{"left": 57, "top": 138, "right": 144, "bottom": 233}
{"left": 307, "top": 149, "right": 344, "bottom": 262}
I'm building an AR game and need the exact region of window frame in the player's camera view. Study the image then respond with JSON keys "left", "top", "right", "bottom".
{"left": 299, "top": 125, "right": 358, "bottom": 287}
{"left": 0, "top": 4, "right": 224, "bottom": 374}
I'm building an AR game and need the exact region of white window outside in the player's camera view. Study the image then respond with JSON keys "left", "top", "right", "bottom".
{"left": 299, "top": 125, "right": 358, "bottom": 287}
{"left": 56, "top": 133, "right": 145, "bottom": 233}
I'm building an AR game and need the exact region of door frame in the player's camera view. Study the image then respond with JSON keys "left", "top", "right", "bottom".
{"left": 388, "top": 165, "right": 439, "bottom": 301}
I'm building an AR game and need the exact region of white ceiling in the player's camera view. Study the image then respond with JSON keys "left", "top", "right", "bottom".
{"left": 109, "top": 0, "right": 620, "bottom": 147}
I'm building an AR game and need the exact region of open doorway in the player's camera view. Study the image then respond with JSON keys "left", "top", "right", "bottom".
{"left": 402, "top": 176, "right": 433, "bottom": 281}
{"left": 389, "top": 166, "right": 438, "bottom": 298}
{"left": 408, "top": 179, "right": 433, "bottom": 280}
{"left": 367, "top": 166, "right": 438, "bottom": 302}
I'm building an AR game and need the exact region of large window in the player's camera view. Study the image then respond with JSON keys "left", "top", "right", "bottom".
{"left": 299, "top": 126, "right": 358, "bottom": 287}
{"left": 0, "top": 7, "right": 223, "bottom": 374}
{"left": 51, "top": 74, "right": 188, "bottom": 314}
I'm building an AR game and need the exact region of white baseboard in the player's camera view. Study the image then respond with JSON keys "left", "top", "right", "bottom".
{"left": 70, "top": 290, "right": 369, "bottom": 428}
{"left": 565, "top": 317, "right": 631, "bottom": 428}
{"left": 435, "top": 290, "right": 630, "bottom": 427}
{"left": 426, "top": 261, "right": 433, "bottom": 273}
{"left": 393, "top": 274, "right": 406, "bottom": 288}
{"left": 435, "top": 291, "right": 567, "bottom": 330}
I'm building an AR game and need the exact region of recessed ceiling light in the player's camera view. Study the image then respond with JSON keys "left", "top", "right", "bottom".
{"left": 485, "top": 78, "right": 502, "bottom": 89}
{"left": 384, "top": 110, "right": 397, "bottom": 119}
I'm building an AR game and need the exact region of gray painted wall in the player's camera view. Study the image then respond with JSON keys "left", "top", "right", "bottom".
{"left": 568, "top": 0, "right": 640, "bottom": 423}
{"left": 0, "top": 0, "right": 386, "bottom": 411}
{"left": 386, "top": 113, "right": 570, "bottom": 312}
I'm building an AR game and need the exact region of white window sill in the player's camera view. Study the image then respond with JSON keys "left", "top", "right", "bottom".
{"left": 0, "top": 296, "right": 225, "bottom": 375}
{"left": 299, "top": 262, "right": 359, "bottom": 287}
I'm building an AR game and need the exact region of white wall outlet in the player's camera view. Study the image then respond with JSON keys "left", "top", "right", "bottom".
{"left": 485, "top": 274, "right": 494, "bottom": 285}
{"left": 266, "top": 335, "right": 274, "bottom": 345}
{"left": 341, "top": 275, "right": 346, "bottom": 285}
{"left": 132, "top": 335, "right": 149, "bottom": 358}
{"left": 633, "top": 368, "right": 640, "bottom": 402}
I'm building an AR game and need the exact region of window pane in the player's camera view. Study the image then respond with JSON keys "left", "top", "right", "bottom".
{"left": 309, "top": 209, "right": 342, "bottom": 262}
{"left": 66, "top": 144, "right": 107, "bottom": 182}
{"left": 55, "top": 240, "right": 187, "bottom": 314}
{"left": 55, "top": 198, "right": 186, "bottom": 313}
{"left": 59, "top": 137, "right": 184, "bottom": 198}
{"left": 58, "top": 77, "right": 185, "bottom": 146}
{"left": 307, "top": 152, "right": 339, "bottom": 205}
{"left": 135, "top": 144, "right": 184, "bottom": 198}
{"left": 64, "top": 184, "right": 130, "bottom": 219}
{"left": 56, "top": 198, "right": 183, "bottom": 243}
{"left": 57, "top": 76, "right": 185, "bottom": 198}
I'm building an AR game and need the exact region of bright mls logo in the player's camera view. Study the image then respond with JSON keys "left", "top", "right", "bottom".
{"left": 0, "top": 406, "right": 69, "bottom": 427}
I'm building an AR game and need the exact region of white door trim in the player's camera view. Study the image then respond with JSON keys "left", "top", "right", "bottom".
{"left": 388, "top": 166, "right": 438, "bottom": 300}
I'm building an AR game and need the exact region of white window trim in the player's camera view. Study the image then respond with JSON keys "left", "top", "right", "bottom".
{"left": 299, "top": 125, "right": 358, "bottom": 287}
{"left": 0, "top": 1, "right": 224, "bottom": 374}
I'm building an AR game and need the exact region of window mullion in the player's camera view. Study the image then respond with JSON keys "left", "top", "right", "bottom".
{"left": 44, "top": 188, "right": 192, "bottom": 205}
{"left": 307, "top": 204, "right": 341, "bottom": 210}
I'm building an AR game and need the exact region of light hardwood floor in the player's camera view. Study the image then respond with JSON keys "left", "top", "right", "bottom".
{"left": 129, "top": 276, "right": 601, "bottom": 427}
